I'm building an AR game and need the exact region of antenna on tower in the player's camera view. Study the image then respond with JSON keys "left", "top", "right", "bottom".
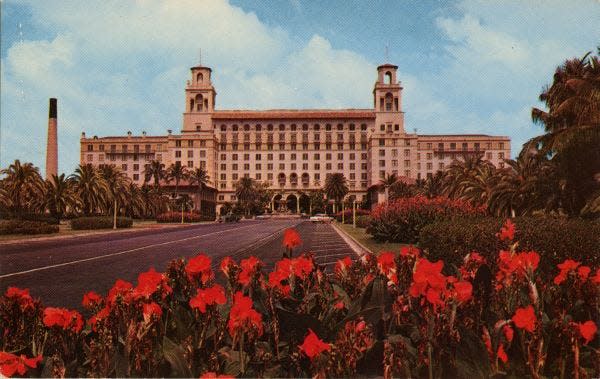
{"left": 385, "top": 43, "right": 389, "bottom": 63}
{"left": 198, "top": 48, "right": 202, "bottom": 66}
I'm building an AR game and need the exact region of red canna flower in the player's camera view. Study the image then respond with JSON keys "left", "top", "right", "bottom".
{"left": 282, "top": 228, "right": 301, "bottom": 249}
{"left": 334, "top": 256, "right": 353, "bottom": 276}
{"left": 186, "top": 254, "right": 214, "bottom": 284}
{"left": 142, "top": 302, "right": 162, "bottom": 324}
{"left": 200, "top": 372, "right": 235, "bottom": 379}
{"left": 334, "top": 301, "right": 345, "bottom": 310}
{"left": 512, "top": 305, "right": 536, "bottom": 333}
{"left": 409, "top": 258, "right": 447, "bottom": 304}
{"left": 452, "top": 280, "right": 473, "bottom": 303}
{"left": 554, "top": 259, "right": 582, "bottom": 285}
{"left": 82, "top": 291, "right": 102, "bottom": 309}
{"left": 377, "top": 252, "right": 398, "bottom": 284}
{"left": 107, "top": 279, "right": 133, "bottom": 305}
{"left": 496, "top": 219, "right": 515, "bottom": 242}
{"left": 575, "top": 320, "right": 597, "bottom": 345}
{"left": 577, "top": 266, "right": 591, "bottom": 281}
{"left": 43, "top": 307, "right": 84, "bottom": 333}
{"left": 4, "top": 287, "right": 35, "bottom": 311}
{"left": 503, "top": 325, "right": 514, "bottom": 342}
{"left": 400, "top": 245, "right": 420, "bottom": 258}
{"left": 496, "top": 251, "right": 540, "bottom": 288}
{"left": 133, "top": 268, "right": 172, "bottom": 299}
{"left": 238, "top": 256, "right": 262, "bottom": 286}
{"left": 0, "top": 352, "right": 42, "bottom": 378}
{"left": 219, "top": 256, "right": 237, "bottom": 278}
{"left": 87, "top": 306, "right": 110, "bottom": 331}
{"left": 292, "top": 256, "right": 314, "bottom": 279}
{"left": 497, "top": 344, "right": 508, "bottom": 364}
{"left": 299, "top": 329, "right": 331, "bottom": 360}
{"left": 189, "top": 285, "right": 227, "bottom": 313}
{"left": 227, "top": 291, "right": 263, "bottom": 337}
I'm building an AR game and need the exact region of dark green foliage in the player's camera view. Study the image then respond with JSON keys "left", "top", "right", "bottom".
{"left": 419, "top": 217, "right": 600, "bottom": 275}
{"left": 70, "top": 216, "right": 133, "bottom": 230}
{"left": 0, "top": 220, "right": 59, "bottom": 235}
{"left": 356, "top": 215, "right": 371, "bottom": 228}
{"left": 0, "top": 211, "right": 59, "bottom": 224}
{"left": 156, "top": 211, "right": 212, "bottom": 223}
{"left": 334, "top": 209, "right": 370, "bottom": 224}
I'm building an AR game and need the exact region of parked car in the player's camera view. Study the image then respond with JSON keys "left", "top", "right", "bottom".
{"left": 309, "top": 213, "right": 333, "bottom": 223}
{"left": 255, "top": 214, "right": 271, "bottom": 220}
{"left": 218, "top": 213, "right": 241, "bottom": 223}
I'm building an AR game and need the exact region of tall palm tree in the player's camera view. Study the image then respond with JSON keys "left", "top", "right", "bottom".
{"left": 308, "top": 189, "right": 326, "bottom": 215}
{"left": 44, "top": 174, "right": 79, "bottom": 222}
{"left": 457, "top": 163, "right": 499, "bottom": 207}
{"left": 0, "top": 160, "right": 44, "bottom": 217}
{"left": 188, "top": 167, "right": 210, "bottom": 215}
{"left": 123, "top": 182, "right": 145, "bottom": 219}
{"left": 99, "top": 165, "right": 129, "bottom": 229}
{"left": 415, "top": 171, "right": 444, "bottom": 199}
{"left": 71, "top": 164, "right": 107, "bottom": 216}
{"left": 144, "top": 160, "right": 166, "bottom": 189}
{"left": 324, "top": 173, "right": 349, "bottom": 214}
{"left": 378, "top": 173, "right": 398, "bottom": 206}
{"left": 443, "top": 154, "right": 492, "bottom": 199}
{"left": 235, "top": 176, "right": 256, "bottom": 216}
{"left": 165, "top": 162, "right": 189, "bottom": 199}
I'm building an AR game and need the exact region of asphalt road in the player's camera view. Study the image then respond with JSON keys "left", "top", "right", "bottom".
{"left": 0, "top": 220, "right": 359, "bottom": 310}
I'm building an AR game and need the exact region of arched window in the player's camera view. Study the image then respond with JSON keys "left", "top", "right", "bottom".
{"left": 385, "top": 71, "right": 392, "bottom": 84}
{"left": 278, "top": 173, "right": 286, "bottom": 185}
{"left": 290, "top": 173, "right": 298, "bottom": 185}
{"left": 301, "top": 173, "right": 310, "bottom": 185}
{"left": 385, "top": 93, "right": 393, "bottom": 111}
{"left": 194, "top": 94, "right": 203, "bottom": 111}
{"left": 190, "top": 98, "right": 195, "bottom": 112}
{"left": 197, "top": 73, "right": 203, "bottom": 83}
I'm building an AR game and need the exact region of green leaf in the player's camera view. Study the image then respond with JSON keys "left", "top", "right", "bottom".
{"left": 162, "top": 336, "right": 192, "bottom": 378}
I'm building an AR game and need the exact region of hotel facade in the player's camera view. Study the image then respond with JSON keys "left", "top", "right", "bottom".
{"left": 80, "top": 63, "right": 510, "bottom": 214}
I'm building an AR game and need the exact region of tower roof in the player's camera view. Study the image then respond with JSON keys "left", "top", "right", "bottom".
{"left": 190, "top": 66, "right": 212, "bottom": 71}
{"left": 377, "top": 63, "right": 398, "bottom": 70}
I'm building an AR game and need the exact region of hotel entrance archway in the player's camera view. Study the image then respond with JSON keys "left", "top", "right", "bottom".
{"left": 286, "top": 194, "right": 298, "bottom": 213}
{"left": 299, "top": 193, "right": 310, "bottom": 214}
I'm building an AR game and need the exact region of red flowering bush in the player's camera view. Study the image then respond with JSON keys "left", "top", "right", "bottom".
{"left": 367, "top": 195, "right": 486, "bottom": 243}
{"left": 0, "top": 224, "right": 598, "bottom": 378}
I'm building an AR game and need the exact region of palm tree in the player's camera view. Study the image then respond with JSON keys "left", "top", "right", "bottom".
{"left": 457, "top": 163, "right": 499, "bottom": 207}
{"left": 71, "top": 164, "right": 107, "bottom": 216}
{"left": 415, "top": 171, "right": 444, "bottom": 199}
{"left": 165, "top": 162, "right": 189, "bottom": 199}
{"left": 378, "top": 173, "right": 398, "bottom": 206}
{"left": 144, "top": 160, "right": 166, "bottom": 189}
{"left": 0, "top": 160, "right": 44, "bottom": 217}
{"left": 324, "top": 173, "right": 349, "bottom": 214}
{"left": 308, "top": 189, "right": 326, "bottom": 215}
{"left": 443, "top": 154, "right": 492, "bottom": 199}
{"left": 188, "top": 167, "right": 210, "bottom": 215}
{"left": 99, "top": 165, "right": 129, "bottom": 229}
{"left": 123, "top": 182, "right": 145, "bottom": 219}
{"left": 44, "top": 174, "right": 79, "bottom": 222}
{"left": 235, "top": 176, "right": 256, "bottom": 216}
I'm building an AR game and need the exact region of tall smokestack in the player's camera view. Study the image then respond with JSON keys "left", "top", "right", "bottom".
{"left": 45, "top": 98, "right": 58, "bottom": 180}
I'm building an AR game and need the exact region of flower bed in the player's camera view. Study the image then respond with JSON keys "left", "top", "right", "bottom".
{"left": 70, "top": 216, "right": 133, "bottom": 230}
{"left": 1, "top": 223, "right": 598, "bottom": 378}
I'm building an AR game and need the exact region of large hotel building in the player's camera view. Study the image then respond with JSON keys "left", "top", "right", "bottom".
{"left": 80, "top": 63, "right": 510, "bottom": 214}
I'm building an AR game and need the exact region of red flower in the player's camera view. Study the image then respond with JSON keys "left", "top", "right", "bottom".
{"left": 133, "top": 268, "right": 172, "bottom": 299}
{"left": 227, "top": 291, "right": 263, "bottom": 337}
{"left": 497, "top": 344, "right": 508, "bottom": 364}
{"left": 219, "top": 256, "right": 237, "bottom": 278}
{"left": 299, "top": 329, "right": 331, "bottom": 360}
{"left": 43, "top": 307, "right": 83, "bottom": 333}
{"left": 107, "top": 279, "right": 133, "bottom": 305}
{"left": 186, "top": 254, "right": 214, "bottom": 284}
{"left": 512, "top": 305, "right": 536, "bottom": 333}
{"left": 409, "top": 258, "right": 447, "bottom": 305}
{"left": 82, "top": 291, "right": 102, "bottom": 309}
{"left": 292, "top": 256, "right": 314, "bottom": 279}
{"left": 496, "top": 219, "right": 515, "bottom": 242}
{"left": 497, "top": 251, "right": 540, "bottom": 288}
{"left": 452, "top": 281, "right": 473, "bottom": 303}
{"left": 189, "top": 285, "right": 227, "bottom": 313}
{"left": 577, "top": 266, "right": 591, "bottom": 281}
{"left": 200, "top": 372, "right": 234, "bottom": 379}
{"left": 87, "top": 306, "right": 110, "bottom": 331}
{"left": 0, "top": 352, "right": 42, "bottom": 377}
{"left": 282, "top": 228, "right": 301, "bottom": 249}
{"left": 142, "top": 302, "right": 162, "bottom": 323}
{"left": 575, "top": 320, "right": 597, "bottom": 344}
{"left": 4, "top": 287, "right": 34, "bottom": 311}
{"left": 334, "top": 301, "right": 345, "bottom": 310}
{"left": 334, "top": 256, "right": 353, "bottom": 276}
{"left": 503, "top": 325, "right": 514, "bottom": 342}
{"left": 377, "top": 252, "right": 397, "bottom": 284}
{"left": 238, "top": 256, "right": 262, "bottom": 286}
{"left": 400, "top": 245, "right": 420, "bottom": 258}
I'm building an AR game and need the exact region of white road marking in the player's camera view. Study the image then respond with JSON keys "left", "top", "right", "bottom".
{"left": 314, "top": 252, "right": 354, "bottom": 258}
{"left": 0, "top": 223, "right": 265, "bottom": 279}
{"left": 309, "top": 247, "right": 354, "bottom": 253}
{"left": 309, "top": 244, "right": 349, "bottom": 249}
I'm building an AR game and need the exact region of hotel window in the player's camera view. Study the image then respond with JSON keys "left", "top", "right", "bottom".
{"left": 122, "top": 145, "right": 128, "bottom": 153}
{"left": 350, "top": 173, "right": 355, "bottom": 180}
{"left": 133, "top": 174, "right": 139, "bottom": 181}
{"left": 87, "top": 144, "right": 93, "bottom": 151}
{"left": 403, "top": 149, "right": 410, "bottom": 157}
{"left": 380, "top": 125, "right": 385, "bottom": 131}
{"left": 255, "top": 173, "right": 261, "bottom": 180}
{"left": 405, "top": 139, "right": 411, "bottom": 146}
{"left": 337, "top": 143, "right": 343, "bottom": 150}
{"left": 450, "top": 143, "right": 456, "bottom": 150}
{"left": 291, "top": 144, "right": 297, "bottom": 150}
{"left": 404, "top": 160, "right": 411, "bottom": 168}
{"left": 255, "top": 154, "right": 261, "bottom": 160}
{"left": 291, "top": 163, "right": 297, "bottom": 170}
{"left": 200, "top": 140, "right": 206, "bottom": 147}
{"left": 361, "top": 173, "right": 368, "bottom": 180}
{"left": 267, "top": 154, "right": 273, "bottom": 160}
{"left": 326, "top": 153, "right": 332, "bottom": 160}
{"left": 199, "top": 150, "right": 206, "bottom": 158}
{"left": 361, "top": 143, "right": 367, "bottom": 150}
{"left": 279, "top": 153, "right": 285, "bottom": 160}
{"left": 244, "top": 154, "right": 250, "bottom": 161}
{"left": 337, "top": 153, "right": 344, "bottom": 160}
{"left": 186, "top": 140, "right": 193, "bottom": 147}
{"left": 314, "top": 143, "right": 320, "bottom": 150}
{"left": 326, "top": 124, "right": 332, "bottom": 131}
{"left": 188, "top": 161, "right": 194, "bottom": 168}
{"left": 175, "top": 151, "right": 181, "bottom": 158}
{"left": 200, "top": 161, "right": 206, "bottom": 169}
{"left": 302, "top": 153, "right": 308, "bottom": 160}
{"left": 392, "top": 160, "right": 398, "bottom": 167}
{"left": 498, "top": 152, "right": 505, "bottom": 159}
{"left": 314, "top": 163, "right": 320, "bottom": 170}
{"left": 220, "top": 164, "right": 226, "bottom": 170}
{"left": 244, "top": 134, "right": 250, "bottom": 142}
{"left": 325, "top": 143, "right": 331, "bottom": 150}
{"left": 87, "top": 154, "right": 93, "bottom": 162}
{"left": 268, "top": 173, "right": 273, "bottom": 180}
{"left": 378, "top": 139, "right": 384, "bottom": 146}
{"left": 427, "top": 163, "right": 433, "bottom": 170}
{"left": 121, "top": 164, "right": 127, "bottom": 171}
{"left": 279, "top": 124, "right": 285, "bottom": 131}
{"left": 220, "top": 143, "right": 226, "bottom": 150}
{"left": 349, "top": 153, "right": 355, "bottom": 160}
{"left": 244, "top": 164, "right": 250, "bottom": 170}
{"left": 232, "top": 164, "right": 238, "bottom": 170}
{"left": 361, "top": 163, "right": 367, "bottom": 169}
{"left": 379, "top": 160, "right": 385, "bottom": 167}
{"left": 462, "top": 143, "right": 468, "bottom": 151}
{"left": 302, "top": 124, "right": 308, "bottom": 131}
{"left": 439, "top": 162, "right": 444, "bottom": 170}
{"left": 314, "top": 153, "right": 320, "bottom": 160}
{"left": 267, "top": 124, "right": 273, "bottom": 131}
{"left": 267, "top": 144, "right": 273, "bottom": 150}
{"left": 427, "top": 153, "right": 432, "bottom": 160}
{"left": 326, "top": 163, "right": 332, "bottom": 170}
{"left": 256, "top": 125, "right": 262, "bottom": 131}
{"left": 220, "top": 183, "right": 226, "bottom": 189}
{"left": 349, "top": 163, "right": 356, "bottom": 170}
{"left": 232, "top": 174, "right": 238, "bottom": 180}
{"left": 133, "top": 164, "right": 139, "bottom": 171}
{"left": 302, "top": 163, "right": 308, "bottom": 170}
{"left": 232, "top": 143, "right": 238, "bottom": 150}
{"left": 395, "top": 125, "right": 400, "bottom": 131}
{"left": 314, "top": 124, "right": 320, "bottom": 131}
{"left": 99, "top": 144, "right": 105, "bottom": 151}
{"left": 474, "top": 143, "right": 480, "bottom": 151}
{"left": 486, "top": 152, "right": 493, "bottom": 159}
{"left": 243, "top": 143, "right": 250, "bottom": 150}
{"left": 314, "top": 173, "right": 320, "bottom": 181}
{"left": 267, "top": 163, "right": 273, "bottom": 170}
{"left": 279, "top": 143, "right": 285, "bottom": 150}
{"left": 187, "top": 151, "right": 194, "bottom": 158}
{"left": 290, "top": 153, "right": 296, "bottom": 160}
{"left": 279, "top": 163, "right": 285, "bottom": 170}
{"left": 221, "top": 125, "right": 226, "bottom": 132}
{"left": 379, "top": 149, "right": 385, "bottom": 157}
{"left": 99, "top": 154, "right": 104, "bottom": 162}
{"left": 338, "top": 163, "right": 343, "bottom": 170}
{"left": 175, "top": 140, "right": 182, "bottom": 147}
{"left": 232, "top": 125, "right": 239, "bottom": 132}
{"left": 379, "top": 170, "right": 385, "bottom": 179}
{"left": 499, "top": 142, "right": 504, "bottom": 149}
{"left": 337, "top": 133, "right": 343, "bottom": 141}
{"left": 487, "top": 142, "right": 492, "bottom": 149}
{"left": 232, "top": 154, "right": 238, "bottom": 160}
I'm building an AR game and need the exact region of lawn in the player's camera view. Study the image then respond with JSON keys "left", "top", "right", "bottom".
{"left": 337, "top": 222, "right": 407, "bottom": 255}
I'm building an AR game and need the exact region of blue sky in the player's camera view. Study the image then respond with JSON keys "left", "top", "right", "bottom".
{"left": 1, "top": 0, "right": 599, "bottom": 175}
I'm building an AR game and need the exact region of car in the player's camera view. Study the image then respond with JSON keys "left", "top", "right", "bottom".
{"left": 218, "top": 213, "right": 241, "bottom": 223}
{"left": 310, "top": 213, "right": 333, "bottom": 223}
{"left": 255, "top": 214, "right": 271, "bottom": 220}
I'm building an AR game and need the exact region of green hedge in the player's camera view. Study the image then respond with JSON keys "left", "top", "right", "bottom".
{"left": 419, "top": 217, "right": 600, "bottom": 275}
{"left": 0, "top": 212, "right": 59, "bottom": 225}
{"left": 356, "top": 215, "right": 371, "bottom": 229}
{"left": 156, "top": 211, "right": 213, "bottom": 223}
{"left": 70, "top": 217, "right": 133, "bottom": 230}
{"left": 0, "top": 220, "right": 59, "bottom": 235}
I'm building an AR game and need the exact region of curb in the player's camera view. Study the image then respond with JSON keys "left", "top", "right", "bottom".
{"left": 331, "top": 222, "right": 372, "bottom": 257}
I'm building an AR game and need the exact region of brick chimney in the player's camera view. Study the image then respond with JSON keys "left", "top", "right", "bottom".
{"left": 45, "top": 98, "right": 58, "bottom": 180}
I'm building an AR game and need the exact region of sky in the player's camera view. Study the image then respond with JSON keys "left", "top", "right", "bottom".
{"left": 1, "top": 0, "right": 599, "bottom": 175}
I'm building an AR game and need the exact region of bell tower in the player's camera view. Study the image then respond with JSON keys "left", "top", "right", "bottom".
{"left": 182, "top": 66, "right": 216, "bottom": 132}
{"left": 373, "top": 64, "right": 404, "bottom": 133}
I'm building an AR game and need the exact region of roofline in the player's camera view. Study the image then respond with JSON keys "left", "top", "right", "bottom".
{"left": 190, "top": 66, "right": 212, "bottom": 72}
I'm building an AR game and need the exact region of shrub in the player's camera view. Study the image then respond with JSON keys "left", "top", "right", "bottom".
{"left": 0, "top": 211, "right": 59, "bottom": 224}
{"left": 334, "top": 209, "right": 370, "bottom": 224}
{"left": 0, "top": 220, "right": 59, "bottom": 235}
{"left": 156, "top": 211, "right": 212, "bottom": 223}
{"left": 366, "top": 196, "right": 486, "bottom": 243}
{"left": 356, "top": 215, "right": 371, "bottom": 228}
{"left": 419, "top": 217, "right": 600, "bottom": 275}
{"left": 70, "top": 216, "right": 133, "bottom": 230}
